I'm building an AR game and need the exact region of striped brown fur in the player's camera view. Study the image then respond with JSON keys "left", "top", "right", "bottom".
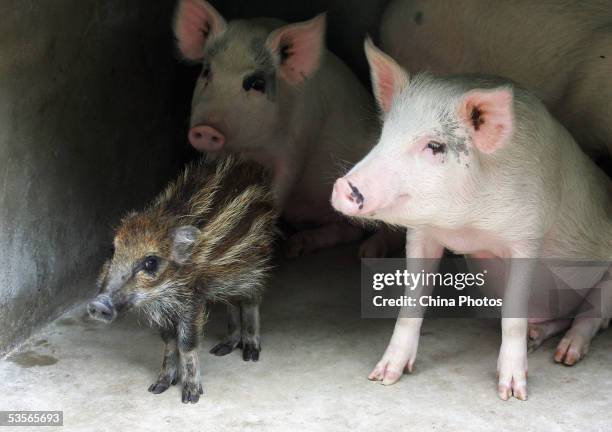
{"left": 90, "top": 154, "right": 278, "bottom": 403}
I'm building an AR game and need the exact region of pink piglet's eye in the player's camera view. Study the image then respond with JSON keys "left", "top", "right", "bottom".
{"left": 427, "top": 141, "right": 447, "bottom": 155}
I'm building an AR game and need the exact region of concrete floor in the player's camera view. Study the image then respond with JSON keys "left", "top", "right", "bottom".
{"left": 2, "top": 246, "right": 611, "bottom": 432}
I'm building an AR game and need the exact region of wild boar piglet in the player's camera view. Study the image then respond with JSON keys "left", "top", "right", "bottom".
{"left": 89, "top": 155, "right": 278, "bottom": 403}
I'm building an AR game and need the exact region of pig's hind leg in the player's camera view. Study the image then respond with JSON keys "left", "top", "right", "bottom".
{"left": 148, "top": 326, "right": 180, "bottom": 394}
{"left": 239, "top": 301, "right": 261, "bottom": 362}
{"left": 554, "top": 269, "right": 612, "bottom": 366}
{"left": 527, "top": 319, "right": 572, "bottom": 353}
{"left": 209, "top": 303, "right": 241, "bottom": 356}
{"left": 285, "top": 221, "right": 364, "bottom": 257}
{"left": 359, "top": 225, "right": 406, "bottom": 258}
{"left": 209, "top": 301, "right": 261, "bottom": 361}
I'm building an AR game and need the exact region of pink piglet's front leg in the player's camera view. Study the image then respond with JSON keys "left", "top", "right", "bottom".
{"left": 369, "top": 229, "right": 444, "bottom": 385}
{"left": 496, "top": 241, "right": 541, "bottom": 401}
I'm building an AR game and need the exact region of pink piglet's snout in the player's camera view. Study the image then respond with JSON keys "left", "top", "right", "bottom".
{"left": 188, "top": 125, "right": 225, "bottom": 152}
{"left": 332, "top": 177, "right": 374, "bottom": 216}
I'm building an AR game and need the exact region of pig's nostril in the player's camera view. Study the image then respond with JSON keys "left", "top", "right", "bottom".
{"left": 347, "top": 181, "right": 365, "bottom": 209}
{"left": 88, "top": 298, "right": 115, "bottom": 322}
{"left": 189, "top": 126, "right": 226, "bottom": 152}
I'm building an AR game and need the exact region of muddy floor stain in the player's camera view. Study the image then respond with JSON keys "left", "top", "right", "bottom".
{"left": 56, "top": 317, "right": 77, "bottom": 326}
{"left": 7, "top": 350, "right": 58, "bottom": 368}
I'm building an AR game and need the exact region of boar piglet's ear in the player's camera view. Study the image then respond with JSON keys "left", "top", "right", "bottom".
{"left": 364, "top": 37, "right": 409, "bottom": 114}
{"left": 459, "top": 87, "right": 514, "bottom": 154}
{"left": 174, "top": 0, "right": 227, "bottom": 61}
{"left": 171, "top": 225, "right": 201, "bottom": 264}
{"left": 266, "top": 13, "right": 326, "bottom": 84}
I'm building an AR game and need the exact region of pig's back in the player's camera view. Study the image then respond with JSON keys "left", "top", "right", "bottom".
{"left": 155, "top": 156, "right": 274, "bottom": 226}
{"left": 381, "top": 0, "right": 612, "bottom": 107}
{"left": 544, "top": 126, "right": 612, "bottom": 261}
{"left": 159, "top": 156, "right": 278, "bottom": 301}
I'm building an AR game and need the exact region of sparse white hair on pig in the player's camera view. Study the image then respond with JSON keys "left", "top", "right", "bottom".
{"left": 380, "top": 0, "right": 612, "bottom": 157}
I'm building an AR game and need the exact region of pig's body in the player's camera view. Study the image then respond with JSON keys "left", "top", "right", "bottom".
{"left": 175, "top": 0, "right": 384, "bottom": 256}
{"left": 381, "top": 0, "right": 612, "bottom": 156}
{"left": 89, "top": 156, "right": 278, "bottom": 403}
{"left": 332, "top": 40, "right": 612, "bottom": 400}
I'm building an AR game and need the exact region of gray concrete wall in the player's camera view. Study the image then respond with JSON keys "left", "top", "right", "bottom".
{"left": 0, "top": 0, "right": 191, "bottom": 355}
{"left": 0, "top": 0, "right": 387, "bottom": 355}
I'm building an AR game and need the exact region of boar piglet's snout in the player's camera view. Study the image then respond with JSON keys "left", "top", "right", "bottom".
{"left": 88, "top": 295, "right": 117, "bottom": 323}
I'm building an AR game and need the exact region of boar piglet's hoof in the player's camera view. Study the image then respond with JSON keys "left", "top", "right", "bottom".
{"left": 182, "top": 381, "right": 204, "bottom": 404}
{"left": 148, "top": 376, "right": 178, "bottom": 395}
{"left": 239, "top": 339, "right": 260, "bottom": 362}
{"left": 209, "top": 335, "right": 260, "bottom": 362}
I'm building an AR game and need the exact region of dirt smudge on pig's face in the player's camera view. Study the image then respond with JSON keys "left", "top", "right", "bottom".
{"left": 439, "top": 119, "right": 471, "bottom": 162}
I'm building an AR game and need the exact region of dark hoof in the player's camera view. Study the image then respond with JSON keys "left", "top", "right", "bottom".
{"left": 242, "top": 343, "right": 260, "bottom": 362}
{"left": 148, "top": 382, "right": 170, "bottom": 394}
{"left": 210, "top": 342, "right": 236, "bottom": 356}
{"left": 148, "top": 375, "right": 178, "bottom": 394}
{"left": 181, "top": 382, "right": 204, "bottom": 404}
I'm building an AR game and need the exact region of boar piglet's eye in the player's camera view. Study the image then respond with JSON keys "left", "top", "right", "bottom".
{"left": 242, "top": 74, "right": 266, "bottom": 93}
{"left": 142, "top": 256, "right": 160, "bottom": 274}
{"left": 427, "top": 141, "right": 447, "bottom": 155}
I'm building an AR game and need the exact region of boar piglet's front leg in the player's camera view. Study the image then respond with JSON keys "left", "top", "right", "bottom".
{"left": 178, "top": 307, "right": 205, "bottom": 404}
{"left": 369, "top": 229, "right": 444, "bottom": 384}
{"left": 148, "top": 326, "right": 179, "bottom": 394}
{"left": 496, "top": 241, "right": 540, "bottom": 401}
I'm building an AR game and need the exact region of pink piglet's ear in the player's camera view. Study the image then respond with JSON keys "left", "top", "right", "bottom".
{"left": 364, "top": 37, "right": 409, "bottom": 114}
{"left": 174, "top": 0, "right": 227, "bottom": 61}
{"left": 266, "top": 13, "right": 327, "bottom": 85}
{"left": 459, "top": 88, "right": 514, "bottom": 154}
